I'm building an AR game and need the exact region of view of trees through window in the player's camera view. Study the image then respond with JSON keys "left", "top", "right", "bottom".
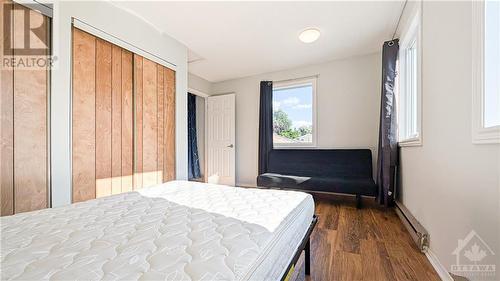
{"left": 272, "top": 84, "right": 314, "bottom": 145}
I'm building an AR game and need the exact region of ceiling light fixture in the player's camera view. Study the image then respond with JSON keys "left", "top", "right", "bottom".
{"left": 299, "top": 28, "right": 320, "bottom": 43}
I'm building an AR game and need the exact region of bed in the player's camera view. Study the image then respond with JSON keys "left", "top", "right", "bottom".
{"left": 1, "top": 181, "right": 316, "bottom": 280}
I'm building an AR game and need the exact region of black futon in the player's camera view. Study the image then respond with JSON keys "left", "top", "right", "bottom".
{"left": 257, "top": 149, "right": 377, "bottom": 207}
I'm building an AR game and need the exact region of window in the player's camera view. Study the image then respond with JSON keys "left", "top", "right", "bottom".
{"left": 272, "top": 77, "right": 317, "bottom": 147}
{"left": 473, "top": 0, "right": 500, "bottom": 143}
{"left": 484, "top": 1, "right": 500, "bottom": 128}
{"left": 398, "top": 12, "right": 422, "bottom": 146}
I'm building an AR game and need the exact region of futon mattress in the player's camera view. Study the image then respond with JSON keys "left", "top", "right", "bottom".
{"left": 1, "top": 180, "right": 314, "bottom": 280}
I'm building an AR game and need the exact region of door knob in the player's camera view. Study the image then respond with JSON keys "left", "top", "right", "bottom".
{"left": 227, "top": 144, "right": 234, "bottom": 148}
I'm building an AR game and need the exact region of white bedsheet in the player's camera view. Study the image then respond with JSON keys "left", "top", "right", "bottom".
{"left": 1, "top": 180, "right": 314, "bottom": 281}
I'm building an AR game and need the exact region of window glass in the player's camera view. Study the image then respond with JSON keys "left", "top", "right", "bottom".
{"left": 484, "top": 0, "right": 500, "bottom": 128}
{"left": 404, "top": 39, "right": 418, "bottom": 138}
{"left": 398, "top": 16, "right": 421, "bottom": 145}
{"left": 273, "top": 82, "right": 314, "bottom": 146}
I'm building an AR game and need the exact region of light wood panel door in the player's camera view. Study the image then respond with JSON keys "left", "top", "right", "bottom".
{"left": 14, "top": 7, "right": 50, "bottom": 212}
{"left": 133, "top": 55, "right": 176, "bottom": 189}
{"left": 1, "top": 0, "right": 15, "bottom": 216}
{"left": 111, "top": 45, "right": 122, "bottom": 194}
{"left": 133, "top": 55, "right": 144, "bottom": 190}
{"left": 72, "top": 28, "right": 96, "bottom": 203}
{"left": 72, "top": 27, "right": 176, "bottom": 202}
{"left": 1, "top": 1, "right": 50, "bottom": 215}
{"left": 141, "top": 58, "right": 158, "bottom": 188}
{"left": 73, "top": 28, "right": 135, "bottom": 201}
{"left": 121, "top": 51, "right": 133, "bottom": 193}
{"left": 95, "top": 38, "right": 112, "bottom": 198}
{"left": 163, "top": 67, "right": 176, "bottom": 182}
{"left": 157, "top": 66, "right": 165, "bottom": 184}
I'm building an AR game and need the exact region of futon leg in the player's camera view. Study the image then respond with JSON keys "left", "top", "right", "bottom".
{"left": 305, "top": 239, "right": 311, "bottom": 275}
{"left": 356, "top": 194, "right": 362, "bottom": 209}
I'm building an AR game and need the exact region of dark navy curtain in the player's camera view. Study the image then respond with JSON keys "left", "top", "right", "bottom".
{"left": 258, "top": 81, "right": 273, "bottom": 175}
{"left": 188, "top": 93, "right": 201, "bottom": 179}
{"left": 376, "top": 40, "right": 399, "bottom": 206}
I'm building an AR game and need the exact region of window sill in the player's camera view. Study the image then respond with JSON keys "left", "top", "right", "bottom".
{"left": 399, "top": 136, "right": 422, "bottom": 147}
{"left": 273, "top": 145, "right": 317, "bottom": 150}
{"left": 472, "top": 126, "right": 500, "bottom": 144}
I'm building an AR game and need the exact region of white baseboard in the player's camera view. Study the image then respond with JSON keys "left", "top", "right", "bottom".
{"left": 425, "top": 248, "right": 454, "bottom": 281}
{"left": 236, "top": 182, "right": 257, "bottom": 188}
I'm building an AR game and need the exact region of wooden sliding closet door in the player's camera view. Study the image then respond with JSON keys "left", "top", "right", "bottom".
{"left": 164, "top": 68, "right": 176, "bottom": 182}
{"left": 141, "top": 58, "right": 158, "bottom": 187}
{"left": 1, "top": 1, "right": 50, "bottom": 215}
{"left": 133, "top": 55, "right": 176, "bottom": 189}
{"left": 95, "top": 38, "right": 112, "bottom": 198}
{"left": 1, "top": 0, "right": 14, "bottom": 216}
{"left": 121, "top": 51, "right": 134, "bottom": 193}
{"left": 72, "top": 27, "right": 173, "bottom": 202}
{"left": 72, "top": 29, "right": 96, "bottom": 202}
{"left": 133, "top": 56, "right": 144, "bottom": 190}
{"left": 111, "top": 45, "right": 122, "bottom": 194}
{"left": 72, "top": 28, "right": 134, "bottom": 202}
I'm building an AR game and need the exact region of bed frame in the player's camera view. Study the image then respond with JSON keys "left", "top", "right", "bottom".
{"left": 280, "top": 215, "right": 318, "bottom": 281}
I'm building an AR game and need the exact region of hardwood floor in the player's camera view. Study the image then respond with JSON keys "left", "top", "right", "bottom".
{"left": 307, "top": 196, "right": 440, "bottom": 281}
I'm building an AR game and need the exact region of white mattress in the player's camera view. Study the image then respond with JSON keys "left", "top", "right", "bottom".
{"left": 1, "top": 180, "right": 314, "bottom": 280}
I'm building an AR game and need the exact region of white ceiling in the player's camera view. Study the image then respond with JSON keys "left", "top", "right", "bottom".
{"left": 113, "top": 1, "right": 404, "bottom": 82}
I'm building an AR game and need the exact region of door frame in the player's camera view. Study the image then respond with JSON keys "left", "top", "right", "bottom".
{"left": 188, "top": 88, "right": 209, "bottom": 182}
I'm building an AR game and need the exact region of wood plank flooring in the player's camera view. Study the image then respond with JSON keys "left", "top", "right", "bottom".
{"left": 307, "top": 196, "right": 440, "bottom": 281}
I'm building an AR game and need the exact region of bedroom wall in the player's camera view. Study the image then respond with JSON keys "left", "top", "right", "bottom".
{"left": 212, "top": 53, "right": 382, "bottom": 186}
{"left": 397, "top": 1, "right": 500, "bottom": 278}
{"left": 188, "top": 72, "right": 212, "bottom": 95}
{"left": 51, "top": 0, "right": 188, "bottom": 207}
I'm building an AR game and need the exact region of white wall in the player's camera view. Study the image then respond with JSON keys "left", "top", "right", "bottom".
{"left": 397, "top": 1, "right": 500, "bottom": 278}
{"left": 188, "top": 72, "right": 212, "bottom": 95}
{"left": 51, "top": 1, "right": 188, "bottom": 207}
{"left": 212, "top": 53, "right": 381, "bottom": 186}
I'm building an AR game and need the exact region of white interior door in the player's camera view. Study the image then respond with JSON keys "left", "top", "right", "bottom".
{"left": 207, "top": 94, "right": 235, "bottom": 186}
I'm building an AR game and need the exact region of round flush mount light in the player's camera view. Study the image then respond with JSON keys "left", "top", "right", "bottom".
{"left": 299, "top": 28, "right": 321, "bottom": 43}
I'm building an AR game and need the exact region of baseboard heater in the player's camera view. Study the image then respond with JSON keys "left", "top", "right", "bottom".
{"left": 395, "top": 201, "right": 429, "bottom": 252}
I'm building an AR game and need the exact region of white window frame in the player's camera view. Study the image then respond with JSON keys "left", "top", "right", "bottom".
{"left": 272, "top": 76, "right": 318, "bottom": 149}
{"left": 472, "top": 0, "right": 500, "bottom": 144}
{"left": 398, "top": 10, "right": 422, "bottom": 147}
